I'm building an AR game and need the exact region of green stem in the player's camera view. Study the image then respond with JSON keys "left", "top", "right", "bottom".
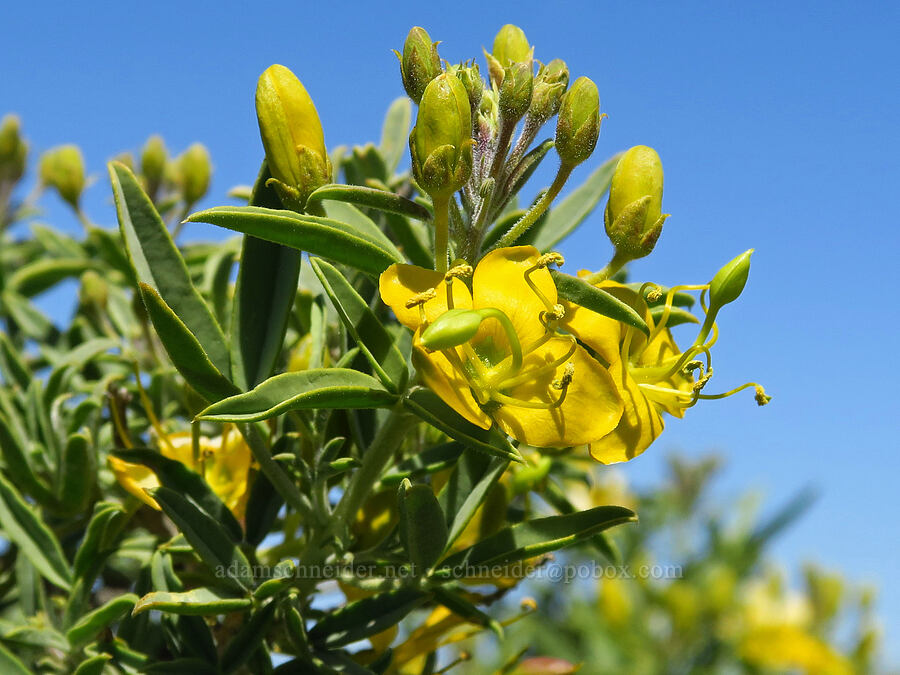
{"left": 496, "top": 163, "right": 572, "bottom": 249}
{"left": 433, "top": 195, "right": 450, "bottom": 274}
{"left": 242, "top": 423, "right": 313, "bottom": 520}
{"left": 584, "top": 251, "right": 630, "bottom": 285}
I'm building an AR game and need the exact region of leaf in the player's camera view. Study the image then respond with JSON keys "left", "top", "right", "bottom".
{"left": 59, "top": 431, "right": 95, "bottom": 512}
{"left": 384, "top": 212, "right": 432, "bottom": 268}
{"left": 151, "top": 487, "right": 253, "bottom": 590}
{"left": 382, "top": 442, "right": 465, "bottom": 486}
{"left": 380, "top": 97, "right": 412, "bottom": 173}
{"left": 197, "top": 369, "right": 396, "bottom": 423}
{"left": 132, "top": 588, "right": 252, "bottom": 616}
{"left": 66, "top": 593, "right": 138, "bottom": 647}
{"left": 541, "top": 477, "right": 620, "bottom": 564}
{"left": 0, "top": 643, "right": 30, "bottom": 675}
{"left": 139, "top": 284, "right": 240, "bottom": 402}
{"left": 7, "top": 258, "right": 92, "bottom": 297}
{"left": 650, "top": 305, "right": 699, "bottom": 327}
{"left": 0, "top": 331, "right": 31, "bottom": 390}
{"left": 322, "top": 200, "right": 405, "bottom": 262}
{"left": 308, "top": 588, "right": 430, "bottom": 647}
{"left": 398, "top": 479, "right": 448, "bottom": 574}
{"left": 141, "top": 659, "right": 220, "bottom": 675}
{"left": 530, "top": 152, "right": 622, "bottom": 251}
{"left": 308, "top": 183, "right": 430, "bottom": 222}
{"left": 113, "top": 448, "right": 243, "bottom": 543}
{"left": 46, "top": 337, "right": 119, "bottom": 370}
{"left": 440, "top": 451, "right": 509, "bottom": 554}
{"left": 503, "top": 139, "right": 555, "bottom": 209}
{"left": 436, "top": 505, "right": 636, "bottom": 574}
{"left": 433, "top": 586, "right": 503, "bottom": 637}
{"left": 403, "top": 388, "right": 523, "bottom": 463}
{"left": 186, "top": 205, "right": 404, "bottom": 276}
{"left": 551, "top": 270, "right": 649, "bottom": 336}
{"left": 73, "top": 503, "right": 128, "bottom": 582}
{"left": 109, "top": 161, "right": 230, "bottom": 376}
{"left": 0, "top": 472, "right": 72, "bottom": 589}
{"left": 310, "top": 257, "right": 408, "bottom": 392}
{"left": 231, "top": 161, "right": 301, "bottom": 390}
{"left": 244, "top": 471, "right": 284, "bottom": 547}
{"left": 72, "top": 655, "right": 111, "bottom": 675}
{"left": 0, "top": 412, "right": 54, "bottom": 504}
{"left": 220, "top": 601, "right": 277, "bottom": 673}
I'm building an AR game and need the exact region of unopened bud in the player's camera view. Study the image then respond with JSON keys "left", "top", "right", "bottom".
{"left": 708, "top": 249, "right": 753, "bottom": 312}
{"left": 420, "top": 309, "right": 483, "bottom": 350}
{"left": 39, "top": 145, "right": 85, "bottom": 208}
{"left": 0, "top": 115, "right": 28, "bottom": 185}
{"left": 530, "top": 59, "right": 569, "bottom": 123}
{"left": 498, "top": 62, "right": 533, "bottom": 123}
{"left": 79, "top": 270, "right": 108, "bottom": 309}
{"left": 141, "top": 135, "right": 167, "bottom": 196}
{"left": 410, "top": 73, "right": 473, "bottom": 199}
{"left": 175, "top": 143, "right": 211, "bottom": 206}
{"left": 397, "top": 27, "right": 442, "bottom": 104}
{"left": 448, "top": 61, "right": 484, "bottom": 111}
{"left": 554, "top": 77, "right": 601, "bottom": 168}
{"left": 492, "top": 24, "right": 531, "bottom": 67}
{"left": 604, "top": 146, "right": 668, "bottom": 261}
{"left": 256, "top": 64, "right": 330, "bottom": 209}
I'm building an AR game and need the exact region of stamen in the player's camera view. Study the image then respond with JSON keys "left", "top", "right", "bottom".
{"left": 692, "top": 367, "right": 714, "bottom": 392}
{"left": 535, "top": 252, "right": 565, "bottom": 268}
{"left": 499, "top": 338, "right": 577, "bottom": 389}
{"left": 552, "top": 362, "right": 575, "bottom": 390}
{"left": 540, "top": 303, "right": 566, "bottom": 325}
{"left": 405, "top": 288, "right": 436, "bottom": 309}
{"left": 524, "top": 265, "right": 559, "bottom": 315}
{"left": 754, "top": 385, "right": 772, "bottom": 406}
{"left": 646, "top": 283, "right": 708, "bottom": 345}
{"left": 444, "top": 263, "right": 473, "bottom": 280}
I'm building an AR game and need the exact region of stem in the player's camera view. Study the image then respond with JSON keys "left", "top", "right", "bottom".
{"left": 433, "top": 195, "right": 450, "bottom": 274}
{"left": 242, "top": 423, "right": 313, "bottom": 520}
{"left": 584, "top": 251, "right": 629, "bottom": 284}
{"left": 496, "top": 163, "right": 572, "bottom": 248}
{"left": 487, "top": 117, "right": 516, "bottom": 182}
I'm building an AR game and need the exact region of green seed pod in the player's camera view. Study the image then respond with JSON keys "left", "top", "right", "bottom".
{"left": 604, "top": 145, "right": 669, "bottom": 262}
{"left": 39, "top": 144, "right": 85, "bottom": 208}
{"left": 410, "top": 73, "right": 473, "bottom": 199}
{"left": 175, "top": 143, "right": 211, "bottom": 206}
{"left": 498, "top": 61, "right": 534, "bottom": 123}
{"left": 554, "top": 77, "right": 601, "bottom": 168}
{"left": 420, "top": 309, "right": 484, "bottom": 350}
{"left": 397, "top": 27, "right": 443, "bottom": 104}
{"left": 492, "top": 24, "right": 531, "bottom": 67}
{"left": 0, "top": 114, "right": 28, "bottom": 184}
{"left": 141, "top": 134, "right": 167, "bottom": 196}
{"left": 256, "top": 64, "right": 330, "bottom": 209}
{"left": 530, "top": 59, "right": 569, "bottom": 123}
{"left": 708, "top": 249, "right": 753, "bottom": 312}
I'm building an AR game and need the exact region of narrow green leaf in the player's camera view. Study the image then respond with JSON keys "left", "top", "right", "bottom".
{"left": 7, "top": 258, "right": 91, "bottom": 297}
{"left": 322, "top": 200, "right": 405, "bottom": 262}
{"left": 59, "top": 431, "right": 95, "bottom": 512}
{"left": 0, "top": 643, "right": 30, "bottom": 675}
{"left": 244, "top": 471, "right": 284, "bottom": 547}
{"left": 72, "top": 655, "right": 111, "bottom": 675}
{"left": 132, "top": 588, "right": 252, "bottom": 616}
{"left": 0, "top": 472, "right": 72, "bottom": 589}
{"left": 503, "top": 139, "right": 555, "bottom": 209}
{"left": 0, "top": 331, "right": 31, "bottom": 389}
{"left": 0, "top": 290, "right": 54, "bottom": 340}
{"left": 380, "top": 97, "right": 412, "bottom": 173}
{"left": 433, "top": 586, "right": 503, "bottom": 637}
{"left": 152, "top": 487, "right": 253, "bottom": 590}
{"left": 440, "top": 451, "right": 509, "bottom": 554}
{"left": 382, "top": 442, "right": 465, "bottom": 486}
{"left": 0, "top": 412, "right": 54, "bottom": 504}
{"left": 384, "top": 212, "right": 432, "bottom": 268}
{"left": 308, "top": 588, "right": 430, "bottom": 647}
{"left": 197, "top": 369, "right": 395, "bottom": 423}
{"left": 551, "top": 270, "right": 649, "bottom": 335}
{"left": 139, "top": 284, "right": 240, "bottom": 402}
{"left": 45, "top": 337, "right": 119, "bottom": 370}
{"left": 309, "top": 183, "right": 430, "bottom": 222}
{"left": 186, "top": 205, "right": 403, "bottom": 276}
{"left": 109, "top": 161, "right": 230, "bottom": 375}
{"left": 73, "top": 503, "right": 127, "bottom": 582}
{"left": 66, "top": 593, "right": 138, "bottom": 647}
{"left": 221, "top": 601, "right": 277, "bottom": 673}
{"left": 398, "top": 480, "right": 448, "bottom": 574}
{"left": 530, "top": 152, "right": 622, "bottom": 251}
{"left": 542, "top": 477, "right": 620, "bottom": 565}
{"left": 310, "top": 257, "right": 408, "bottom": 392}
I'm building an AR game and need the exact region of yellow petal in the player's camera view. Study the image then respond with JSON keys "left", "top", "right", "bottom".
{"left": 558, "top": 280, "right": 646, "bottom": 364}
{"left": 379, "top": 263, "right": 472, "bottom": 331}
{"left": 635, "top": 328, "right": 692, "bottom": 419}
{"left": 589, "top": 359, "right": 664, "bottom": 464}
{"left": 472, "top": 246, "right": 555, "bottom": 350}
{"left": 492, "top": 338, "right": 623, "bottom": 447}
{"left": 411, "top": 341, "right": 492, "bottom": 429}
{"left": 108, "top": 456, "right": 161, "bottom": 510}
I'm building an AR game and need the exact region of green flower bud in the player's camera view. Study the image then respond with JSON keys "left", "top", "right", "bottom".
{"left": 39, "top": 144, "right": 85, "bottom": 208}
{"left": 396, "top": 27, "right": 442, "bottom": 104}
{"left": 530, "top": 59, "right": 569, "bottom": 123}
{"left": 604, "top": 145, "right": 668, "bottom": 261}
{"left": 708, "top": 249, "right": 753, "bottom": 312}
{"left": 498, "top": 62, "right": 534, "bottom": 123}
{"left": 554, "top": 77, "right": 601, "bottom": 168}
{"left": 256, "top": 64, "right": 330, "bottom": 209}
{"left": 410, "top": 73, "right": 473, "bottom": 199}
{"left": 448, "top": 61, "right": 484, "bottom": 111}
{"left": 420, "top": 309, "right": 484, "bottom": 350}
{"left": 79, "top": 269, "right": 108, "bottom": 310}
{"left": 492, "top": 24, "right": 531, "bottom": 67}
{"left": 0, "top": 115, "right": 28, "bottom": 185}
{"left": 175, "top": 143, "right": 211, "bottom": 206}
{"left": 141, "top": 134, "right": 167, "bottom": 196}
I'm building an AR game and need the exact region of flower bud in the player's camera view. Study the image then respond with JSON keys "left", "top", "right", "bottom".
{"left": 39, "top": 144, "right": 85, "bottom": 208}
{"left": 530, "top": 59, "right": 569, "bottom": 123}
{"left": 397, "top": 27, "right": 442, "bottom": 104}
{"left": 255, "top": 64, "right": 330, "bottom": 209}
{"left": 141, "top": 134, "right": 167, "bottom": 196}
{"left": 410, "top": 73, "right": 473, "bottom": 199}
{"left": 498, "top": 62, "right": 534, "bottom": 123}
{"left": 420, "top": 309, "right": 483, "bottom": 350}
{"left": 554, "top": 77, "right": 601, "bottom": 168}
{"left": 708, "top": 249, "right": 753, "bottom": 312}
{"left": 448, "top": 61, "right": 484, "bottom": 111}
{"left": 0, "top": 115, "right": 28, "bottom": 185}
{"left": 604, "top": 145, "right": 668, "bottom": 262}
{"left": 492, "top": 24, "right": 531, "bottom": 67}
{"left": 79, "top": 269, "right": 108, "bottom": 310}
{"left": 175, "top": 143, "right": 211, "bottom": 206}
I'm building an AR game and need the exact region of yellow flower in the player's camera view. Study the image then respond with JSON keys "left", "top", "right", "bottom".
{"left": 109, "top": 427, "right": 254, "bottom": 519}
{"left": 379, "top": 246, "right": 623, "bottom": 448}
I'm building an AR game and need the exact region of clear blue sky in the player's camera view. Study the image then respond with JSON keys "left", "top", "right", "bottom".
{"left": 3, "top": 0, "right": 898, "bottom": 660}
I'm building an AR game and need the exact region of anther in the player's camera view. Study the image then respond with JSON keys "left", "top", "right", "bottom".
{"left": 552, "top": 362, "right": 575, "bottom": 390}
{"left": 444, "top": 263, "right": 473, "bottom": 281}
{"left": 405, "top": 288, "right": 437, "bottom": 309}
{"left": 540, "top": 303, "right": 566, "bottom": 324}
{"left": 683, "top": 360, "right": 704, "bottom": 376}
{"left": 535, "top": 252, "right": 565, "bottom": 269}
{"left": 646, "top": 287, "right": 662, "bottom": 302}
{"left": 692, "top": 368, "right": 713, "bottom": 392}
{"left": 755, "top": 385, "right": 771, "bottom": 406}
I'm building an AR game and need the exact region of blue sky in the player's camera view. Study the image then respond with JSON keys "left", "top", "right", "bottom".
{"left": 3, "top": 0, "right": 898, "bottom": 660}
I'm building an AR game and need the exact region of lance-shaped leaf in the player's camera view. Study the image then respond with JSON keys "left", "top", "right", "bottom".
{"left": 231, "top": 161, "right": 301, "bottom": 390}
{"left": 542, "top": 477, "right": 620, "bottom": 565}
{"left": 186, "top": 205, "right": 404, "bottom": 276}
{"left": 551, "top": 270, "right": 649, "bottom": 336}
{"left": 66, "top": 593, "right": 138, "bottom": 647}
{"left": 529, "top": 151, "right": 622, "bottom": 252}
{"left": 151, "top": 487, "right": 253, "bottom": 591}
{"left": 0, "top": 643, "right": 31, "bottom": 675}
{"left": 221, "top": 601, "right": 277, "bottom": 673}
{"left": 132, "top": 588, "right": 252, "bottom": 616}
{"left": 435, "top": 505, "right": 636, "bottom": 575}
{"left": 109, "top": 162, "right": 230, "bottom": 376}
{"left": 113, "top": 448, "right": 243, "bottom": 543}
{"left": 398, "top": 479, "right": 448, "bottom": 574}
{"left": 439, "top": 450, "right": 509, "bottom": 554}
{"left": 308, "top": 588, "right": 430, "bottom": 647}
{"left": 308, "top": 183, "right": 431, "bottom": 222}
{"left": 7, "top": 258, "right": 92, "bottom": 297}
{"left": 0, "top": 412, "right": 54, "bottom": 504}
{"left": 197, "top": 369, "right": 396, "bottom": 423}
{"left": 322, "top": 200, "right": 405, "bottom": 262}
{"left": 384, "top": 212, "right": 432, "bottom": 268}
{"left": 59, "top": 431, "right": 95, "bottom": 512}
{"left": 0, "top": 473, "right": 72, "bottom": 589}
{"left": 0, "top": 332, "right": 30, "bottom": 390}
{"left": 139, "top": 284, "right": 240, "bottom": 402}
{"left": 433, "top": 586, "right": 503, "bottom": 637}
{"left": 382, "top": 442, "right": 465, "bottom": 486}
{"left": 502, "top": 139, "right": 555, "bottom": 211}
{"left": 310, "top": 257, "right": 408, "bottom": 392}
{"left": 72, "top": 655, "right": 111, "bottom": 675}
{"left": 380, "top": 97, "right": 412, "bottom": 173}
{"left": 73, "top": 503, "right": 128, "bottom": 583}
{"left": 403, "top": 387, "right": 523, "bottom": 463}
